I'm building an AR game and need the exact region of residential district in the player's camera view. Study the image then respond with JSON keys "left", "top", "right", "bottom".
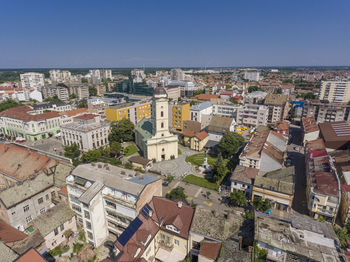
{"left": 1, "top": 68, "right": 350, "bottom": 262}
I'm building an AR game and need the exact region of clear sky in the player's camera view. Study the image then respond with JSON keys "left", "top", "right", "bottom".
{"left": 1, "top": 0, "right": 349, "bottom": 68}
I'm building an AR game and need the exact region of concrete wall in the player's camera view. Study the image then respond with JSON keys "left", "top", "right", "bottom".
{"left": 44, "top": 216, "right": 78, "bottom": 249}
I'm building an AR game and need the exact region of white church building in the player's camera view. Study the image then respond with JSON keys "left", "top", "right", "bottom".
{"left": 135, "top": 86, "right": 178, "bottom": 162}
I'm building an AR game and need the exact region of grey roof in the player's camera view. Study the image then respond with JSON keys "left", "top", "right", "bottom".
{"left": 190, "top": 206, "right": 243, "bottom": 241}
{"left": 78, "top": 181, "right": 104, "bottom": 205}
{"left": 204, "top": 140, "right": 219, "bottom": 148}
{"left": 0, "top": 172, "right": 54, "bottom": 208}
{"left": 32, "top": 102, "right": 67, "bottom": 109}
{"left": 254, "top": 166, "right": 295, "bottom": 195}
{"left": 128, "top": 156, "right": 151, "bottom": 166}
{"left": 154, "top": 86, "right": 167, "bottom": 96}
{"left": 245, "top": 91, "right": 268, "bottom": 98}
{"left": 61, "top": 121, "right": 109, "bottom": 133}
{"left": 54, "top": 163, "right": 73, "bottom": 188}
{"left": 72, "top": 163, "right": 160, "bottom": 196}
{"left": 190, "top": 101, "right": 213, "bottom": 111}
{"left": 11, "top": 231, "right": 45, "bottom": 255}
{"left": 32, "top": 202, "right": 76, "bottom": 237}
{"left": 0, "top": 241, "right": 18, "bottom": 261}
{"left": 134, "top": 118, "right": 153, "bottom": 141}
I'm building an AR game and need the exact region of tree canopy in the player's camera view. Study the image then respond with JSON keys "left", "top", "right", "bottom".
{"left": 88, "top": 86, "right": 97, "bottom": 96}
{"left": 218, "top": 132, "right": 244, "bottom": 157}
{"left": 44, "top": 95, "right": 62, "bottom": 103}
{"left": 165, "top": 187, "right": 187, "bottom": 202}
{"left": 212, "top": 154, "right": 228, "bottom": 182}
{"left": 108, "top": 119, "right": 135, "bottom": 143}
{"left": 248, "top": 86, "right": 262, "bottom": 93}
{"left": 0, "top": 99, "right": 21, "bottom": 112}
{"left": 110, "top": 141, "right": 122, "bottom": 155}
{"left": 83, "top": 149, "right": 101, "bottom": 163}
{"left": 77, "top": 99, "right": 88, "bottom": 108}
{"left": 64, "top": 144, "right": 80, "bottom": 159}
{"left": 253, "top": 197, "right": 272, "bottom": 212}
{"left": 229, "top": 190, "right": 247, "bottom": 207}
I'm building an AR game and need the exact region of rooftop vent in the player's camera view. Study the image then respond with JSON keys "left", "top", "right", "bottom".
{"left": 177, "top": 201, "right": 183, "bottom": 208}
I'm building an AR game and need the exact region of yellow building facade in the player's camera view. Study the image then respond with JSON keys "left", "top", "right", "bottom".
{"left": 105, "top": 101, "right": 152, "bottom": 124}
{"left": 172, "top": 103, "right": 190, "bottom": 131}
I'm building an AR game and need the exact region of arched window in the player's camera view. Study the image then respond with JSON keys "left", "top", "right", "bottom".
{"left": 161, "top": 111, "right": 164, "bottom": 117}
{"left": 161, "top": 122, "right": 164, "bottom": 128}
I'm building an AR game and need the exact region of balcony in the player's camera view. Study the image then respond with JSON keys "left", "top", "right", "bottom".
{"left": 158, "top": 240, "right": 174, "bottom": 252}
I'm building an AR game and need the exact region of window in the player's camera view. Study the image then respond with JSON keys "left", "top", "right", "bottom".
{"left": 11, "top": 211, "right": 15, "bottom": 216}
{"left": 84, "top": 210, "right": 90, "bottom": 220}
{"left": 174, "top": 239, "right": 179, "bottom": 246}
{"left": 87, "top": 231, "right": 93, "bottom": 240}
{"left": 38, "top": 197, "right": 43, "bottom": 204}
{"left": 26, "top": 216, "right": 32, "bottom": 223}
{"left": 23, "top": 205, "right": 29, "bottom": 212}
{"left": 161, "top": 122, "right": 164, "bottom": 128}
{"left": 54, "top": 228, "right": 59, "bottom": 236}
{"left": 46, "top": 194, "right": 49, "bottom": 200}
{"left": 161, "top": 111, "right": 164, "bottom": 117}
{"left": 86, "top": 221, "right": 92, "bottom": 230}
{"left": 60, "top": 224, "right": 64, "bottom": 231}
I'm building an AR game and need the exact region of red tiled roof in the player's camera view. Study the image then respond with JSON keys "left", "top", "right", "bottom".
{"left": 341, "top": 184, "right": 350, "bottom": 192}
{"left": 75, "top": 113, "right": 97, "bottom": 120}
{"left": 195, "top": 94, "right": 219, "bottom": 100}
{"left": 220, "top": 91, "right": 233, "bottom": 96}
{"left": 0, "top": 106, "right": 59, "bottom": 121}
{"left": 302, "top": 117, "right": 319, "bottom": 134}
{"left": 0, "top": 220, "right": 27, "bottom": 243}
{"left": 0, "top": 143, "right": 58, "bottom": 181}
{"left": 200, "top": 241, "right": 222, "bottom": 260}
{"left": 58, "top": 186, "right": 68, "bottom": 196}
{"left": 195, "top": 131, "right": 209, "bottom": 141}
{"left": 274, "top": 120, "right": 289, "bottom": 131}
{"left": 182, "top": 130, "right": 196, "bottom": 137}
{"left": 15, "top": 248, "right": 45, "bottom": 262}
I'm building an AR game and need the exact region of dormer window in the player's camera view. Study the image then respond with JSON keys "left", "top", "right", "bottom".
{"left": 166, "top": 225, "right": 180, "bottom": 234}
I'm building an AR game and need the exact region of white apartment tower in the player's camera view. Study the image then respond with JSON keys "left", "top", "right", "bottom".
{"left": 319, "top": 81, "right": 350, "bottom": 103}
{"left": 20, "top": 72, "right": 45, "bottom": 90}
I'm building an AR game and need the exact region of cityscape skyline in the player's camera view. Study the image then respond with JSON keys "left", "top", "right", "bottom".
{"left": 1, "top": 0, "right": 350, "bottom": 68}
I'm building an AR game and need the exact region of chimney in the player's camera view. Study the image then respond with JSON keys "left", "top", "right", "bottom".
{"left": 177, "top": 201, "right": 183, "bottom": 208}
{"left": 239, "top": 236, "right": 243, "bottom": 250}
{"left": 148, "top": 210, "right": 153, "bottom": 217}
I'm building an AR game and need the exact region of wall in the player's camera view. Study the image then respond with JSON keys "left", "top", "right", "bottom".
{"left": 44, "top": 216, "right": 78, "bottom": 249}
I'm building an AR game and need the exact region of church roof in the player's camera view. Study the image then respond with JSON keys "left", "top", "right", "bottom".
{"left": 135, "top": 118, "right": 153, "bottom": 141}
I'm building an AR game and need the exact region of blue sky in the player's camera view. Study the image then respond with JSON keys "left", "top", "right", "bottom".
{"left": 1, "top": 0, "right": 349, "bottom": 68}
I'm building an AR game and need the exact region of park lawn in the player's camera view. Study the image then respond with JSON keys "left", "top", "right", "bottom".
{"left": 183, "top": 174, "right": 219, "bottom": 190}
{"left": 185, "top": 153, "right": 217, "bottom": 166}
{"left": 123, "top": 144, "right": 138, "bottom": 157}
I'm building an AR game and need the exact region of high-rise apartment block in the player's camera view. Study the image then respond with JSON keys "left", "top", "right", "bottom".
{"left": 20, "top": 72, "right": 45, "bottom": 90}
{"left": 319, "top": 81, "right": 350, "bottom": 103}
{"left": 49, "top": 70, "right": 71, "bottom": 82}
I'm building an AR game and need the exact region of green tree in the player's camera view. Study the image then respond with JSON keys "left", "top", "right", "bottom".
{"left": 164, "top": 175, "right": 174, "bottom": 185}
{"left": 212, "top": 154, "right": 228, "bottom": 182}
{"left": 69, "top": 93, "right": 77, "bottom": 99}
{"left": 83, "top": 149, "right": 101, "bottom": 163}
{"left": 110, "top": 141, "right": 122, "bottom": 155}
{"left": 88, "top": 86, "right": 97, "bottom": 96}
{"left": 225, "top": 84, "right": 232, "bottom": 90}
{"left": 253, "top": 197, "right": 272, "bottom": 212}
{"left": 165, "top": 187, "right": 187, "bottom": 202}
{"left": 108, "top": 119, "right": 135, "bottom": 143}
{"left": 274, "top": 87, "right": 282, "bottom": 94}
{"left": 229, "top": 190, "right": 248, "bottom": 207}
{"left": 0, "top": 99, "right": 21, "bottom": 112}
{"left": 218, "top": 132, "right": 244, "bottom": 158}
{"left": 248, "top": 86, "right": 262, "bottom": 93}
{"left": 303, "top": 92, "right": 316, "bottom": 99}
{"left": 64, "top": 144, "right": 80, "bottom": 159}
{"left": 81, "top": 78, "right": 88, "bottom": 83}
{"left": 44, "top": 95, "right": 62, "bottom": 103}
{"left": 77, "top": 99, "right": 88, "bottom": 108}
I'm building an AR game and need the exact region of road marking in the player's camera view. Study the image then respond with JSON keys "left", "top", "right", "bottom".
{"left": 194, "top": 188, "right": 201, "bottom": 197}
{"left": 203, "top": 201, "right": 213, "bottom": 207}
{"left": 187, "top": 196, "right": 193, "bottom": 201}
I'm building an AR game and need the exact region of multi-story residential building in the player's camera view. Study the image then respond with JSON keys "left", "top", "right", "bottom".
{"left": 105, "top": 101, "right": 152, "bottom": 124}
{"left": 302, "top": 100, "right": 350, "bottom": 123}
{"left": 244, "top": 91, "right": 267, "bottom": 104}
{"left": 264, "top": 94, "right": 289, "bottom": 124}
{"left": 244, "top": 91, "right": 268, "bottom": 104}
{"left": 319, "top": 121, "right": 350, "bottom": 151}
{"left": 171, "top": 103, "right": 190, "bottom": 131}
{"left": 236, "top": 104, "right": 268, "bottom": 127}
{"left": 0, "top": 105, "right": 61, "bottom": 140}
{"left": 114, "top": 197, "right": 194, "bottom": 262}
{"left": 59, "top": 108, "right": 89, "bottom": 126}
{"left": 131, "top": 69, "right": 146, "bottom": 83}
{"left": 190, "top": 101, "right": 213, "bottom": 123}
{"left": 49, "top": 70, "right": 72, "bottom": 82}
{"left": 100, "top": 69, "right": 112, "bottom": 80}
{"left": 273, "top": 120, "right": 289, "bottom": 139}
{"left": 212, "top": 103, "right": 238, "bottom": 118}
{"left": 239, "top": 128, "right": 286, "bottom": 173}
{"left": 69, "top": 85, "right": 89, "bottom": 99}
{"left": 244, "top": 70, "right": 260, "bottom": 82}
{"left": 89, "top": 69, "right": 101, "bottom": 81}
{"left": 32, "top": 102, "right": 73, "bottom": 114}
{"left": 302, "top": 117, "right": 319, "bottom": 145}
{"left": 305, "top": 139, "right": 340, "bottom": 222}
{"left": 252, "top": 166, "right": 295, "bottom": 212}
{"left": 165, "top": 86, "right": 181, "bottom": 100}
{"left": 61, "top": 114, "right": 110, "bottom": 152}
{"left": 20, "top": 72, "right": 45, "bottom": 90}
{"left": 170, "top": 68, "right": 185, "bottom": 81}
{"left": 41, "top": 85, "right": 70, "bottom": 101}
{"left": 319, "top": 81, "right": 350, "bottom": 103}
{"left": 66, "top": 163, "right": 162, "bottom": 247}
